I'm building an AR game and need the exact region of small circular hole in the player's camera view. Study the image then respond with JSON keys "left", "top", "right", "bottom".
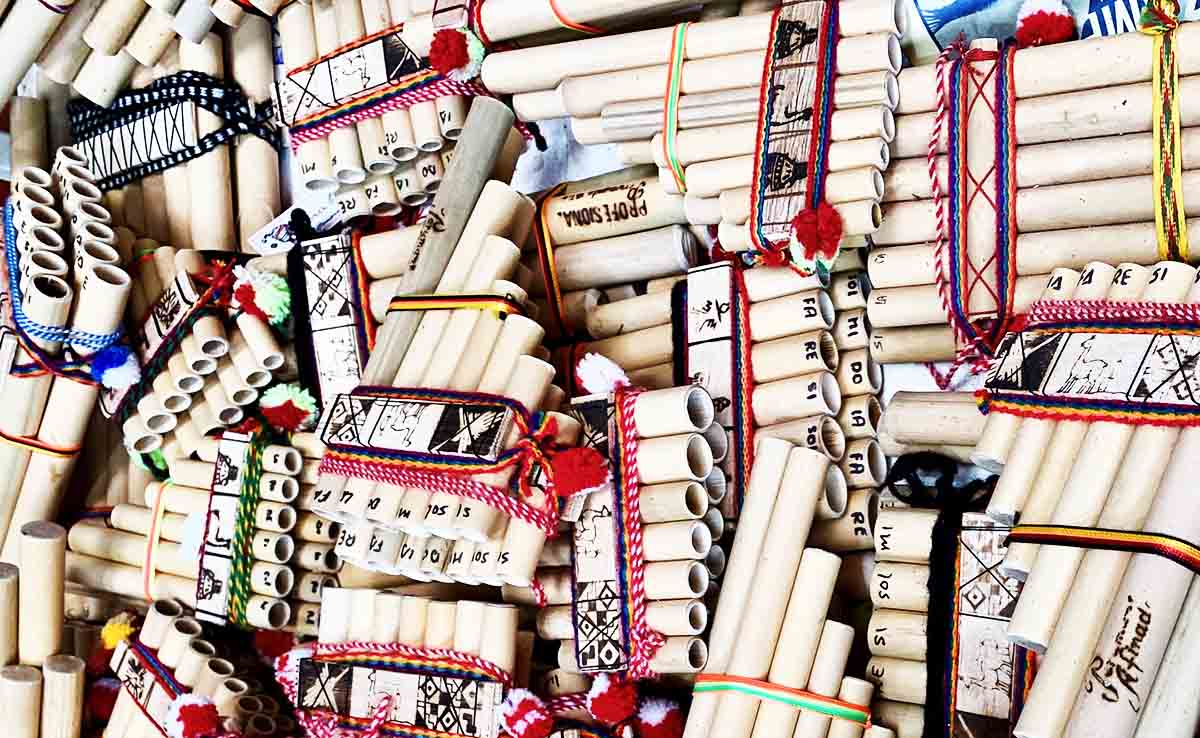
{"left": 274, "top": 535, "right": 295, "bottom": 562}
{"left": 685, "top": 434, "right": 714, "bottom": 480}
{"left": 820, "top": 416, "right": 847, "bottom": 461}
{"left": 686, "top": 562, "right": 709, "bottom": 596}
{"left": 684, "top": 386, "right": 715, "bottom": 431}
{"left": 686, "top": 639, "right": 708, "bottom": 670}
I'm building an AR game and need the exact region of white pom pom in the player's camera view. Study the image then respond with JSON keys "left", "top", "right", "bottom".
{"left": 577, "top": 353, "right": 630, "bottom": 395}
{"left": 1017, "top": 0, "right": 1070, "bottom": 20}
{"left": 638, "top": 698, "right": 675, "bottom": 726}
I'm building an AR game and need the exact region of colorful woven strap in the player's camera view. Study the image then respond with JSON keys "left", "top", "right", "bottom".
{"left": 1140, "top": 0, "right": 1189, "bottom": 262}
{"left": 319, "top": 386, "right": 562, "bottom": 534}
{"left": 533, "top": 184, "right": 572, "bottom": 336}
{"left": 226, "top": 430, "right": 267, "bottom": 627}
{"left": 387, "top": 293, "right": 525, "bottom": 317}
{"left": 746, "top": 1, "right": 841, "bottom": 276}
{"left": 1008, "top": 524, "right": 1200, "bottom": 572}
{"left": 694, "top": 675, "right": 871, "bottom": 726}
{"left": 659, "top": 23, "right": 691, "bottom": 194}
{"left": 609, "top": 386, "right": 666, "bottom": 678}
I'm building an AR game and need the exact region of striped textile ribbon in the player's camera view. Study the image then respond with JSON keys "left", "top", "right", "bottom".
{"left": 225, "top": 429, "right": 267, "bottom": 628}
{"left": 548, "top": 0, "right": 605, "bottom": 34}
{"left": 659, "top": 23, "right": 691, "bottom": 193}
{"left": 693, "top": 675, "right": 871, "bottom": 726}
{"left": 387, "top": 293, "right": 525, "bottom": 318}
{"left": 1007, "top": 524, "right": 1200, "bottom": 572}
{"left": 1140, "top": 0, "right": 1189, "bottom": 262}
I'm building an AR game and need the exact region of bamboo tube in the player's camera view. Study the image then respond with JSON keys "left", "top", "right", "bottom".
{"left": 41, "top": 654, "right": 85, "bottom": 738}
{"left": 542, "top": 175, "right": 685, "bottom": 246}
{"left": 892, "top": 76, "right": 1200, "bottom": 161}
{"left": 756, "top": 415, "right": 846, "bottom": 461}
{"left": 65, "top": 551, "right": 197, "bottom": 604}
{"left": 873, "top": 509, "right": 936, "bottom": 564}
{"left": 867, "top": 609, "right": 926, "bottom": 660}
{"left": 810, "top": 488, "right": 877, "bottom": 552}
{"left": 872, "top": 700, "right": 923, "bottom": 738}
{"left": 871, "top": 562, "right": 929, "bottom": 613}
{"left": 10, "top": 99, "right": 48, "bottom": 176}
{"left": 643, "top": 520, "right": 712, "bottom": 561}
{"left": 481, "top": 13, "right": 773, "bottom": 94}
{"left": 877, "top": 170, "right": 1200, "bottom": 248}
{"left": 683, "top": 438, "right": 790, "bottom": 738}
{"left": 866, "top": 657, "right": 925, "bottom": 705}
{"left": 983, "top": 263, "right": 1116, "bottom": 529}
{"left": 2, "top": 665, "right": 41, "bottom": 738}
{"left": 752, "top": 330, "right": 839, "bottom": 382}
{"left": 277, "top": 2, "right": 336, "bottom": 191}
{"left": 1130, "top": 576, "right": 1200, "bottom": 738}
{"left": 181, "top": 34, "right": 235, "bottom": 251}
{"left": 1029, "top": 423, "right": 1200, "bottom": 738}
{"left": 17, "top": 522, "right": 65, "bottom": 665}
{"left": 111, "top": 505, "right": 188, "bottom": 543}
{"left": 0, "top": 275, "right": 72, "bottom": 553}
{"left": 1, "top": 267, "right": 130, "bottom": 560}
{"left": 67, "top": 525, "right": 199, "bottom": 579}
{"left": 585, "top": 289, "right": 671, "bottom": 338}
{"left": 790, "top": 621, "right": 858, "bottom": 738}
{"left": 973, "top": 268, "right": 1079, "bottom": 471}
{"left": 828, "top": 678, "right": 876, "bottom": 738}
{"left": 38, "top": 0, "right": 103, "bottom": 83}
{"left": 688, "top": 156, "right": 885, "bottom": 201}
{"left": 753, "top": 372, "right": 842, "bottom": 426}
{"left": 231, "top": 16, "right": 281, "bottom": 247}
{"left": 878, "top": 391, "right": 985, "bottom": 447}
{"left": 748, "top": 549, "right": 843, "bottom": 738}
{"left": 1007, "top": 262, "right": 1193, "bottom": 652}
{"left": 0, "top": 564, "right": 15, "bottom": 665}
{"left": 542, "top": 224, "right": 696, "bottom": 291}
{"left": 705, "top": 449, "right": 837, "bottom": 738}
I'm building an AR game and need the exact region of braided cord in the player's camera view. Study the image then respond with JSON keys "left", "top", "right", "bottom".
{"left": 226, "top": 430, "right": 266, "bottom": 627}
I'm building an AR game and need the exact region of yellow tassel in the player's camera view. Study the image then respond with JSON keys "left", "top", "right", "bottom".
{"left": 101, "top": 612, "right": 137, "bottom": 649}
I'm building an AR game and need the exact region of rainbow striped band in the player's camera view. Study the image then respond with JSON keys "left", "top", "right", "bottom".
{"left": 548, "top": 0, "right": 604, "bottom": 34}
{"left": 1141, "top": 0, "right": 1189, "bottom": 261}
{"left": 387, "top": 293, "right": 525, "bottom": 318}
{"left": 659, "top": 23, "right": 691, "bottom": 193}
{"left": 1008, "top": 524, "right": 1200, "bottom": 573}
{"left": 694, "top": 675, "right": 871, "bottom": 726}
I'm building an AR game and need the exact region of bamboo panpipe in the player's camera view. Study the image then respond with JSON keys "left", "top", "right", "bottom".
{"left": 983, "top": 266, "right": 1127, "bottom": 542}
{"left": 1020, "top": 369, "right": 1200, "bottom": 738}
{"left": 1130, "top": 577, "right": 1200, "bottom": 738}
{"left": 974, "top": 268, "right": 1082, "bottom": 471}
{"left": 1007, "top": 262, "right": 1194, "bottom": 653}
{"left": 746, "top": 550, "right": 843, "bottom": 738}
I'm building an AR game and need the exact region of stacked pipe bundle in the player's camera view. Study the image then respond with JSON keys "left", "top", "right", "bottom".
{"left": 117, "top": 246, "right": 287, "bottom": 455}
{"left": 0, "top": 522, "right": 88, "bottom": 738}
{"left": 502, "top": 385, "right": 728, "bottom": 675}
{"left": 304, "top": 100, "right": 590, "bottom": 591}
{"left": 274, "top": 0, "right": 530, "bottom": 217}
{"left": 862, "top": 507, "right": 935, "bottom": 738}
{"left": 0, "top": 151, "right": 133, "bottom": 564}
{"left": 525, "top": 166, "right": 699, "bottom": 340}
{"left": 480, "top": 0, "right": 900, "bottom": 250}
{"left": 682, "top": 438, "right": 872, "bottom": 738}
{"left": 103, "top": 598, "right": 295, "bottom": 738}
{"left": 964, "top": 260, "right": 1200, "bottom": 738}
{"left": 866, "top": 28, "right": 1200, "bottom": 365}
{"left": 64, "top": 438, "right": 316, "bottom": 632}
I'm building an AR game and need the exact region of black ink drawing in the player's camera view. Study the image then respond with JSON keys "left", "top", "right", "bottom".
{"left": 1057, "top": 337, "right": 1116, "bottom": 395}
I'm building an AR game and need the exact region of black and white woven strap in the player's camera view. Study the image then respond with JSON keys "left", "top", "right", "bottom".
{"left": 68, "top": 71, "right": 279, "bottom": 191}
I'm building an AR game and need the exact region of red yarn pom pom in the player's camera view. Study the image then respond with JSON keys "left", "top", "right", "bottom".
{"left": 234, "top": 282, "right": 269, "bottom": 323}
{"left": 637, "top": 699, "right": 684, "bottom": 738}
{"left": 261, "top": 400, "right": 310, "bottom": 433}
{"left": 500, "top": 690, "right": 554, "bottom": 738}
{"left": 430, "top": 29, "right": 470, "bottom": 76}
{"left": 86, "top": 647, "right": 114, "bottom": 677}
{"left": 88, "top": 678, "right": 120, "bottom": 721}
{"left": 166, "top": 695, "right": 222, "bottom": 738}
{"left": 1014, "top": 0, "right": 1075, "bottom": 47}
{"left": 254, "top": 629, "right": 296, "bottom": 664}
{"left": 587, "top": 674, "right": 639, "bottom": 727}
{"left": 790, "top": 201, "right": 844, "bottom": 264}
{"left": 550, "top": 446, "right": 610, "bottom": 498}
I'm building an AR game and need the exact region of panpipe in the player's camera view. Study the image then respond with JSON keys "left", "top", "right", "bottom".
{"left": 0, "top": 150, "right": 133, "bottom": 564}
{"left": 866, "top": 26, "right": 1200, "bottom": 366}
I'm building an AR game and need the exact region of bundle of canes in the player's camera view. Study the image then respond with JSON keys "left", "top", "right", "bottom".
{"left": 117, "top": 245, "right": 285, "bottom": 455}
{"left": 274, "top": 0, "right": 517, "bottom": 208}
{"left": 1003, "top": 262, "right": 1200, "bottom": 738}
{"left": 308, "top": 100, "right": 586, "bottom": 589}
{"left": 102, "top": 599, "right": 268, "bottom": 738}
{"left": 294, "top": 588, "right": 519, "bottom": 737}
{"left": 682, "top": 439, "right": 866, "bottom": 738}
{"left": 0, "top": 154, "right": 133, "bottom": 563}
{"left": 867, "top": 24, "right": 1200, "bottom": 367}
{"left": 862, "top": 507, "right": 936, "bottom": 738}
